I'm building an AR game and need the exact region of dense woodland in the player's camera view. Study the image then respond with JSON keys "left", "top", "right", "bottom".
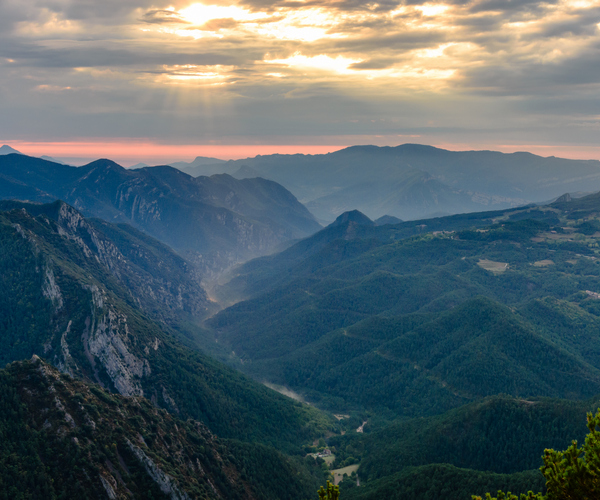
{"left": 5, "top": 173, "right": 600, "bottom": 498}
{"left": 0, "top": 359, "right": 325, "bottom": 499}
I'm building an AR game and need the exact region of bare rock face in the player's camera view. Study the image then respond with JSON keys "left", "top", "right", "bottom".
{"left": 85, "top": 288, "right": 149, "bottom": 397}
{"left": 0, "top": 202, "right": 190, "bottom": 398}
{"left": 4, "top": 200, "right": 211, "bottom": 320}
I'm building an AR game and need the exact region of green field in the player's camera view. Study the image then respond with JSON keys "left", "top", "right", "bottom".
{"left": 332, "top": 464, "right": 359, "bottom": 485}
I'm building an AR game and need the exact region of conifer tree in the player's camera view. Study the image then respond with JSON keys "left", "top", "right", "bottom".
{"left": 474, "top": 409, "right": 600, "bottom": 500}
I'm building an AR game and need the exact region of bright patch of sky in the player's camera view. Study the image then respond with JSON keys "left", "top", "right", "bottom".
{"left": 1, "top": 0, "right": 600, "bottom": 157}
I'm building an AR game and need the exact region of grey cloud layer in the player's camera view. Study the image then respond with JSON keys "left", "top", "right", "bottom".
{"left": 0, "top": 0, "right": 599, "bottom": 148}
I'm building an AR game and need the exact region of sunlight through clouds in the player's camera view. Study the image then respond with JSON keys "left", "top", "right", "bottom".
{"left": 415, "top": 4, "right": 449, "bottom": 17}
{"left": 265, "top": 52, "right": 362, "bottom": 74}
{"left": 2, "top": 0, "right": 600, "bottom": 150}
{"left": 179, "top": 3, "right": 263, "bottom": 23}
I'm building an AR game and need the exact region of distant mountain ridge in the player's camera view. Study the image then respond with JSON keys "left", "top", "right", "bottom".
{"left": 0, "top": 144, "right": 22, "bottom": 155}
{"left": 0, "top": 153, "right": 321, "bottom": 274}
{"left": 173, "top": 144, "right": 600, "bottom": 222}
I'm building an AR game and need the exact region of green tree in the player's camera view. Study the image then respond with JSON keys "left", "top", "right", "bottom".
{"left": 474, "top": 409, "right": 600, "bottom": 500}
{"left": 318, "top": 480, "right": 340, "bottom": 500}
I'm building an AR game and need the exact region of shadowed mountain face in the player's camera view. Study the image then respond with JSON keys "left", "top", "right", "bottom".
{"left": 0, "top": 358, "right": 324, "bottom": 500}
{"left": 0, "top": 201, "right": 330, "bottom": 452}
{"left": 173, "top": 144, "right": 600, "bottom": 222}
{"left": 334, "top": 394, "right": 598, "bottom": 500}
{"left": 0, "top": 154, "right": 321, "bottom": 274}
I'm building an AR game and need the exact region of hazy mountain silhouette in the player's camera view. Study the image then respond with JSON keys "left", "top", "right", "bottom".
{"left": 0, "top": 154, "right": 321, "bottom": 274}
{"left": 0, "top": 144, "right": 22, "bottom": 155}
{"left": 173, "top": 144, "right": 600, "bottom": 222}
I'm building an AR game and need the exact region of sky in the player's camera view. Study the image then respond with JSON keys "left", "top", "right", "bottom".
{"left": 1, "top": 0, "right": 600, "bottom": 165}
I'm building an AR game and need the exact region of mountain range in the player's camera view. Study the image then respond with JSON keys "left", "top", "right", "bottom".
{"left": 0, "top": 200, "right": 333, "bottom": 452}
{"left": 0, "top": 153, "right": 321, "bottom": 275}
{"left": 5, "top": 142, "right": 600, "bottom": 498}
{"left": 173, "top": 144, "right": 600, "bottom": 222}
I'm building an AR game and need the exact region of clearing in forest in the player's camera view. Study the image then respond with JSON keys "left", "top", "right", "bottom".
{"left": 332, "top": 464, "right": 359, "bottom": 485}
{"left": 477, "top": 259, "right": 508, "bottom": 273}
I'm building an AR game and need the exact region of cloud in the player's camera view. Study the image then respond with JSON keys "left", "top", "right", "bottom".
{"left": 1, "top": 0, "right": 599, "bottom": 154}
{"left": 141, "top": 9, "right": 190, "bottom": 24}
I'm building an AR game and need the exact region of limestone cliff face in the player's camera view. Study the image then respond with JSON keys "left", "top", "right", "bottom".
{"left": 10, "top": 200, "right": 210, "bottom": 320}
{"left": 84, "top": 285, "right": 149, "bottom": 397}
{"left": 0, "top": 202, "right": 196, "bottom": 399}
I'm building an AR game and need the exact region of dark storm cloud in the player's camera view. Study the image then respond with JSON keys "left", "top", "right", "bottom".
{"left": 458, "top": 42, "right": 600, "bottom": 96}
{"left": 241, "top": 0, "right": 401, "bottom": 13}
{"left": 0, "top": 38, "right": 241, "bottom": 69}
{"left": 350, "top": 58, "right": 399, "bottom": 69}
{"left": 537, "top": 10, "right": 600, "bottom": 38}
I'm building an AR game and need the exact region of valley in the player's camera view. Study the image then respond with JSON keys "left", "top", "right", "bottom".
{"left": 4, "top": 0, "right": 600, "bottom": 496}
{"left": 2, "top": 149, "right": 600, "bottom": 498}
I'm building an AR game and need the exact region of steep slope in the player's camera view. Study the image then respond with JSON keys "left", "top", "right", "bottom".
{"left": 0, "top": 358, "right": 324, "bottom": 499}
{"left": 174, "top": 144, "right": 600, "bottom": 221}
{"left": 0, "top": 202, "right": 331, "bottom": 451}
{"left": 231, "top": 297, "right": 600, "bottom": 416}
{"left": 213, "top": 205, "right": 544, "bottom": 305}
{"left": 0, "top": 154, "right": 321, "bottom": 274}
{"left": 0, "top": 199, "right": 210, "bottom": 322}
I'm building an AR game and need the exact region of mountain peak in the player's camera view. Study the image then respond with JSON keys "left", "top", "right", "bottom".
{"left": 375, "top": 214, "right": 403, "bottom": 226}
{"left": 555, "top": 193, "right": 572, "bottom": 203}
{"left": 331, "top": 209, "right": 374, "bottom": 227}
{"left": 0, "top": 144, "right": 22, "bottom": 155}
{"left": 81, "top": 158, "right": 125, "bottom": 171}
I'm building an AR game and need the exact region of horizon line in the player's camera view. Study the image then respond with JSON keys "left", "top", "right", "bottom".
{"left": 2, "top": 140, "right": 600, "bottom": 167}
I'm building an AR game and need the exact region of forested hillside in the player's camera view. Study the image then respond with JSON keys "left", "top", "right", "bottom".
{"left": 6, "top": 172, "right": 600, "bottom": 498}
{"left": 0, "top": 358, "right": 324, "bottom": 499}
{"left": 210, "top": 198, "right": 600, "bottom": 419}
{"left": 0, "top": 201, "right": 332, "bottom": 455}
{"left": 196, "top": 191, "right": 600, "bottom": 498}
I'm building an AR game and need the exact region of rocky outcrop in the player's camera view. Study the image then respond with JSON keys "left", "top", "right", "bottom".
{"left": 84, "top": 286, "right": 149, "bottom": 397}
{"left": 42, "top": 267, "right": 64, "bottom": 311}
{"left": 126, "top": 439, "right": 191, "bottom": 500}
